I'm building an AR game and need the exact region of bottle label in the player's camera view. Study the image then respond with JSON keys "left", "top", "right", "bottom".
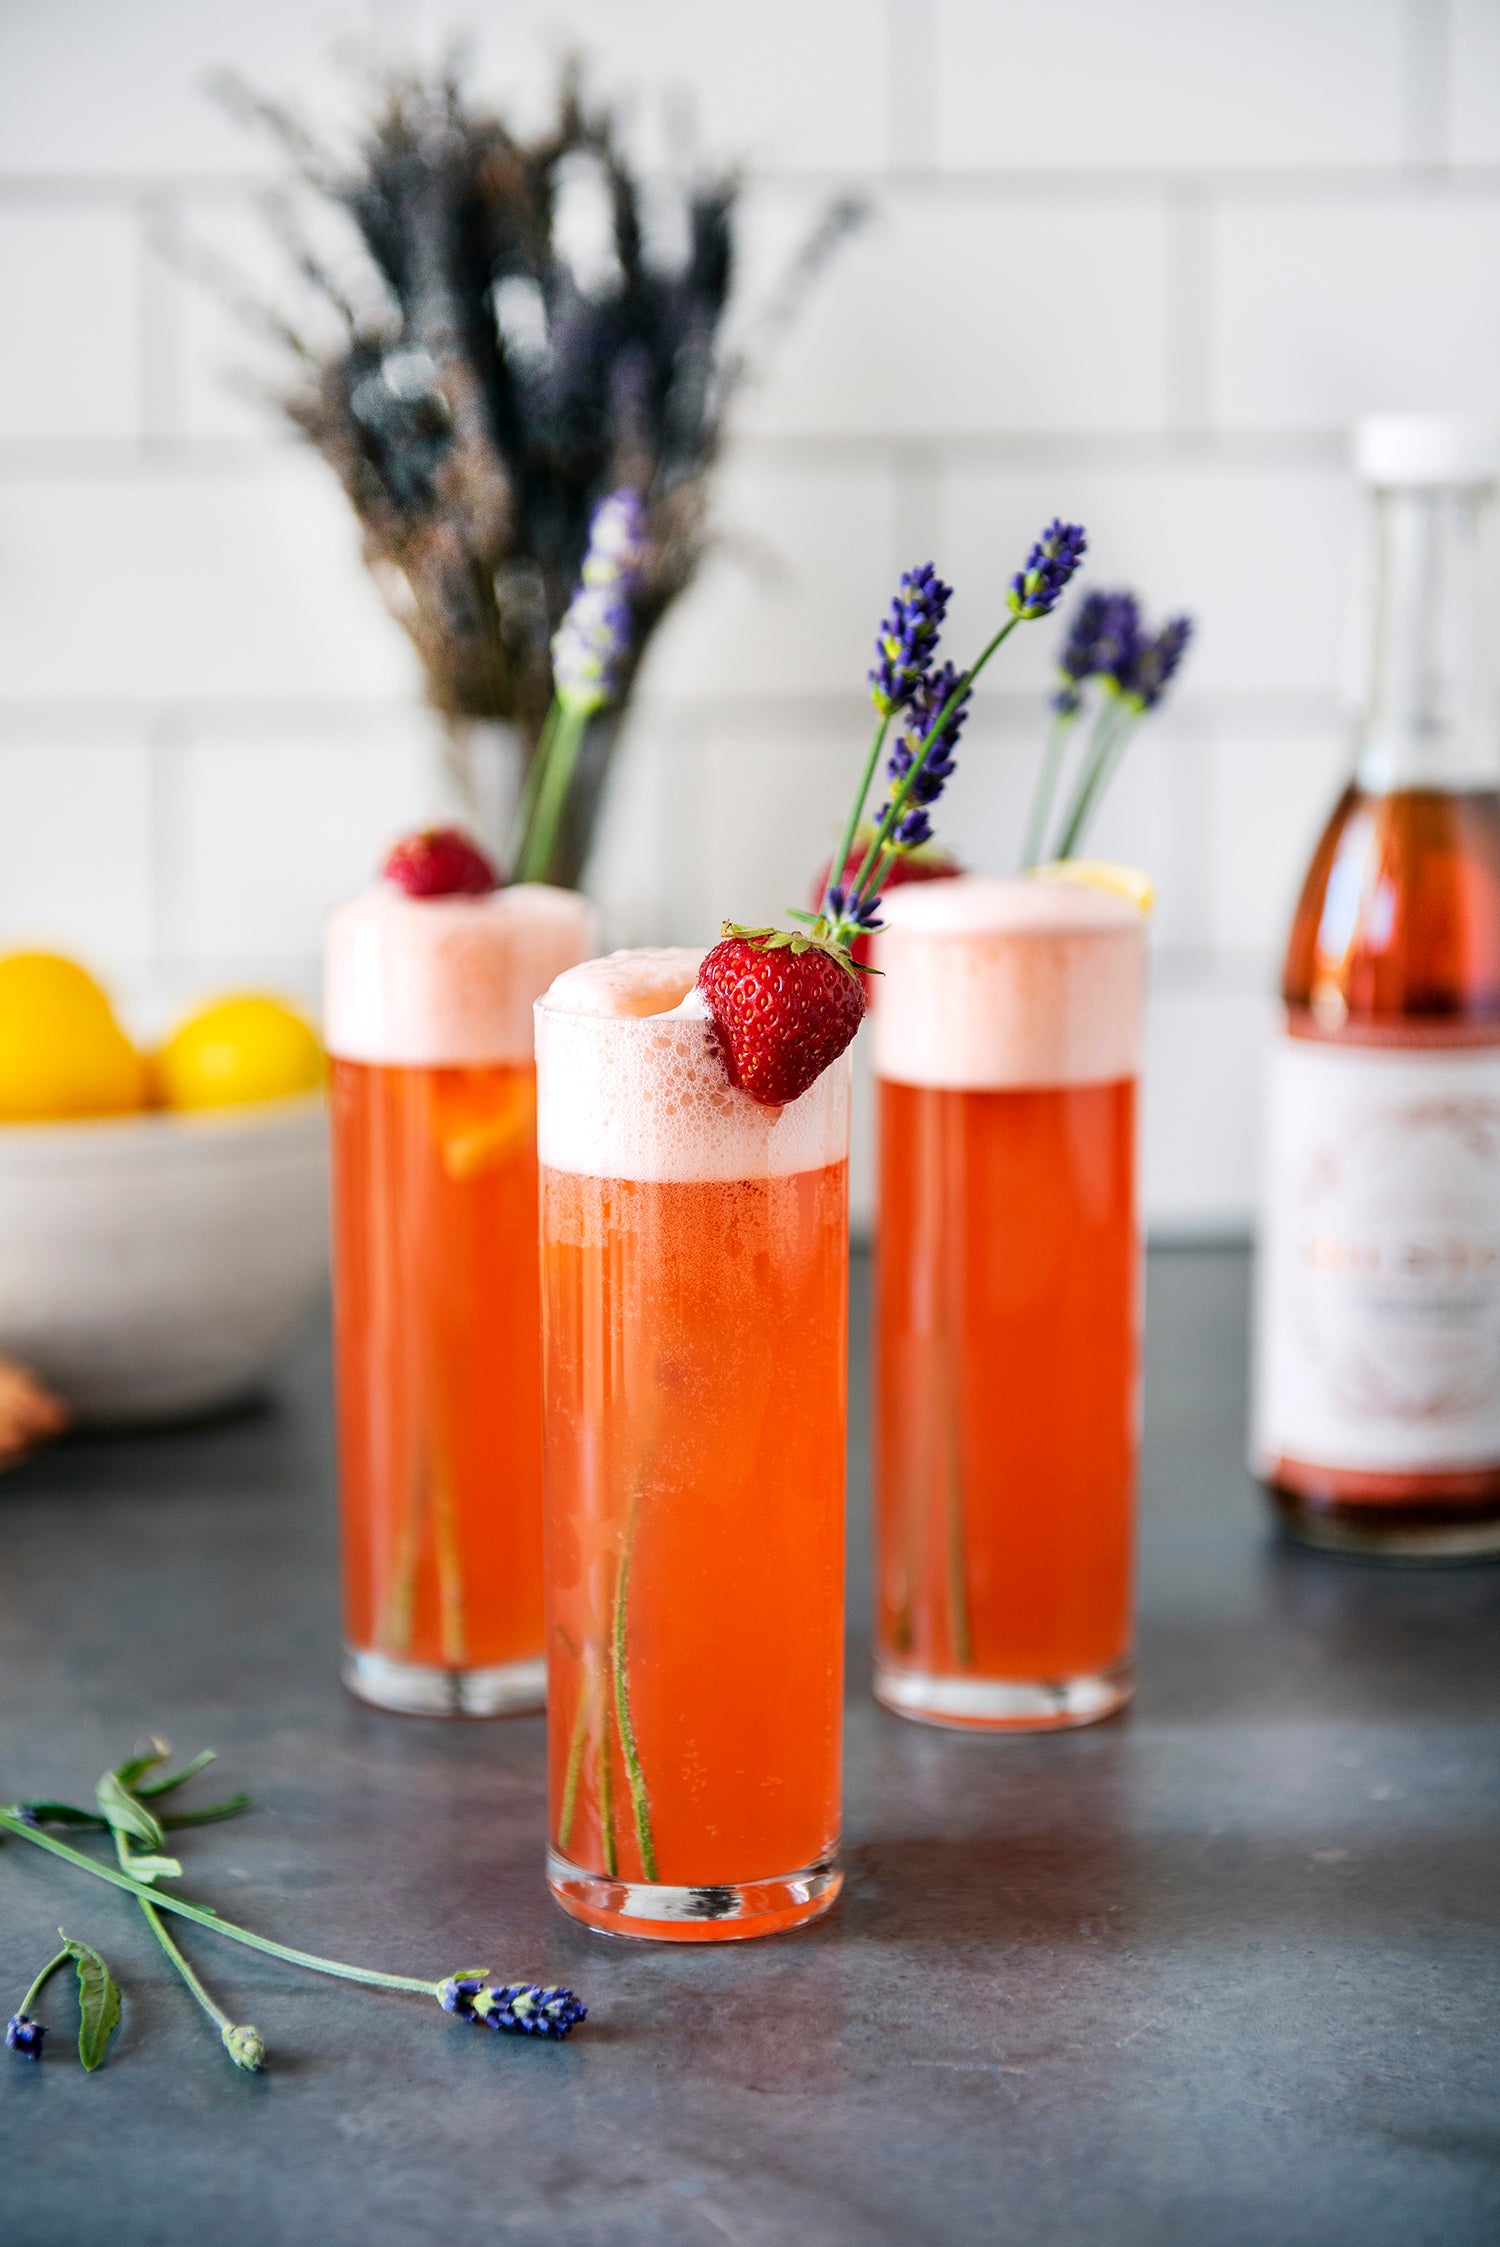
{"left": 1254, "top": 1031, "right": 1500, "bottom": 1473}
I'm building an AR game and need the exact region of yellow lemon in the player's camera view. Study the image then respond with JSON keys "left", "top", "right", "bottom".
{"left": 1030, "top": 859, "right": 1155, "bottom": 914}
{"left": 155, "top": 995, "right": 325, "bottom": 1112}
{"left": 0, "top": 952, "right": 147, "bottom": 1122}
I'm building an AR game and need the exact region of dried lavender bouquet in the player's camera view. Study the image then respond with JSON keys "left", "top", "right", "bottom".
{"left": 217, "top": 60, "right": 856, "bottom": 888}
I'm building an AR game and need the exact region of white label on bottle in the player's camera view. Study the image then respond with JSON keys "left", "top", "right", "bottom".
{"left": 1253, "top": 1032, "right": 1500, "bottom": 1472}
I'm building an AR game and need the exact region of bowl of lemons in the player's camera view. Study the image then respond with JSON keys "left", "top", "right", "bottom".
{"left": 0, "top": 954, "right": 328, "bottom": 1424}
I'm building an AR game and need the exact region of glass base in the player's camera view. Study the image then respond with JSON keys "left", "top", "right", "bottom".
{"left": 1270, "top": 1494, "right": 1500, "bottom": 1562}
{"left": 873, "top": 1655, "right": 1133, "bottom": 1732}
{"left": 547, "top": 1848, "right": 842, "bottom": 1942}
{"left": 342, "top": 1648, "right": 546, "bottom": 1718}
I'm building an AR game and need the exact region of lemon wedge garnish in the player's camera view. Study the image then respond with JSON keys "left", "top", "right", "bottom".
{"left": 1030, "top": 859, "right": 1154, "bottom": 914}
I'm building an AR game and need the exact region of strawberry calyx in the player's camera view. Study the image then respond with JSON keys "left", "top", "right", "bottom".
{"left": 720, "top": 918, "right": 866, "bottom": 980}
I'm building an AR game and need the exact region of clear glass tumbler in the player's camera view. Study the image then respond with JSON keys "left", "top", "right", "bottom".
{"left": 872, "top": 877, "right": 1147, "bottom": 1730}
{"left": 325, "top": 880, "right": 592, "bottom": 1715}
{"left": 537, "top": 949, "right": 849, "bottom": 1938}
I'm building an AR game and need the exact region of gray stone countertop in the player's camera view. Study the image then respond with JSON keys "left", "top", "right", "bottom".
{"left": 1, "top": 1247, "right": 1498, "bottom": 2246}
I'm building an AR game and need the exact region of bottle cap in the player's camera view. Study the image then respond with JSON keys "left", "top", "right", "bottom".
{"left": 1355, "top": 414, "right": 1499, "bottom": 487}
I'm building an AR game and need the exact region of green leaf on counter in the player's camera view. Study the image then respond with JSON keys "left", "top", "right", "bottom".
{"left": 136, "top": 1751, "right": 217, "bottom": 1799}
{"left": 121, "top": 1852, "right": 183, "bottom": 1885}
{"left": 15, "top": 1801, "right": 106, "bottom": 1829}
{"left": 62, "top": 1934, "right": 121, "bottom": 2071}
{"left": 113, "top": 1748, "right": 170, "bottom": 1791}
{"left": 95, "top": 1770, "right": 165, "bottom": 1851}
{"left": 161, "top": 1795, "right": 251, "bottom": 1830}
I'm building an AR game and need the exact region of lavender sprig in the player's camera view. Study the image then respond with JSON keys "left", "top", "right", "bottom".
{"left": 873, "top": 660, "right": 972, "bottom": 857}
{"left": 1008, "top": 519, "right": 1089, "bottom": 621}
{"left": 1, "top": 1751, "right": 588, "bottom": 2066}
{"left": 870, "top": 564, "right": 951, "bottom": 717}
{"left": 513, "top": 487, "right": 648, "bottom": 883}
{"left": 1036, "top": 594, "right": 1193, "bottom": 864}
{"left": 821, "top": 520, "right": 1086, "bottom": 943}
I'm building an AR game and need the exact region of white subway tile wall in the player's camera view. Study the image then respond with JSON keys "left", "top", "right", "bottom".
{"left": 0, "top": 0, "right": 1495, "bottom": 1230}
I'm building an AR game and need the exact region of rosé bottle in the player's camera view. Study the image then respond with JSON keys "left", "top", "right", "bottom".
{"left": 536, "top": 949, "right": 849, "bottom": 1939}
{"left": 325, "top": 879, "right": 593, "bottom": 1714}
{"left": 1254, "top": 415, "right": 1500, "bottom": 1557}
{"left": 872, "top": 877, "right": 1147, "bottom": 1729}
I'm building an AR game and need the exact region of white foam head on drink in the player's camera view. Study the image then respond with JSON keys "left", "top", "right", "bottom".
{"left": 323, "top": 882, "right": 595, "bottom": 1066}
{"left": 535, "top": 948, "right": 851, "bottom": 1182}
{"left": 873, "top": 876, "right": 1147, "bottom": 1089}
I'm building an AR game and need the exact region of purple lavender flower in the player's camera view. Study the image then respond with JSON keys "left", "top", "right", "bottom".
{"left": 1052, "top": 587, "right": 1136, "bottom": 710}
{"left": 437, "top": 1975, "right": 487, "bottom": 2018}
{"left": 869, "top": 563, "right": 952, "bottom": 716}
{"left": 551, "top": 582, "right": 634, "bottom": 713}
{"left": 6, "top": 2014, "right": 43, "bottom": 2059}
{"left": 551, "top": 487, "right": 648, "bottom": 714}
{"left": 580, "top": 487, "right": 648, "bottom": 590}
{"left": 1008, "top": 519, "right": 1088, "bottom": 621}
{"left": 873, "top": 660, "right": 972, "bottom": 847}
{"left": 471, "top": 1982, "right": 587, "bottom": 2040}
{"left": 825, "top": 883, "right": 884, "bottom": 932}
{"left": 1124, "top": 615, "right": 1193, "bottom": 709}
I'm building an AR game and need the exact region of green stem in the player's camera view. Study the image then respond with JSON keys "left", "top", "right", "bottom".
{"left": 0, "top": 1809, "right": 435, "bottom": 1997}
{"left": 516, "top": 701, "right": 590, "bottom": 885}
{"left": 597, "top": 1690, "right": 618, "bottom": 1879}
{"left": 18, "top": 1944, "right": 70, "bottom": 2017}
{"left": 610, "top": 1490, "right": 658, "bottom": 1884}
{"left": 826, "top": 713, "right": 891, "bottom": 908}
{"left": 113, "top": 1827, "right": 234, "bottom": 2040}
{"left": 1022, "top": 710, "right": 1077, "bottom": 870}
{"left": 1052, "top": 695, "right": 1135, "bottom": 862}
{"left": 556, "top": 1654, "right": 596, "bottom": 1857}
{"left": 848, "top": 614, "right": 1024, "bottom": 912}
{"left": 507, "top": 701, "right": 559, "bottom": 876}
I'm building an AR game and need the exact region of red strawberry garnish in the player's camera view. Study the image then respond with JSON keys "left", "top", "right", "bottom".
{"left": 698, "top": 926, "right": 867, "bottom": 1108}
{"left": 810, "top": 841, "right": 963, "bottom": 972}
{"left": 381, "top": 827, "right": 500, "bottom": 899}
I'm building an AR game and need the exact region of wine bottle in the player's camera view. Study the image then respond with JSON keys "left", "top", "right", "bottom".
{"left": 1253, "top": 415, "right": 1500, "bottom": 1559}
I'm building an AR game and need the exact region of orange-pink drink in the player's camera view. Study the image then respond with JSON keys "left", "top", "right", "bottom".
{"left": 536, "top": 949, "right": 849, "bottom": 1939}
{"left": 325, "top": 879, "right": 592, "bottom": 1715}
{"left": 873, "top": 877, "right": 1147, "bottom": 1730}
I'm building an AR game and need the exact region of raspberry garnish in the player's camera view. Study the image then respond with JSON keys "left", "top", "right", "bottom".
{"left": 380, "top": 828, "right": 500, "bottom": 899}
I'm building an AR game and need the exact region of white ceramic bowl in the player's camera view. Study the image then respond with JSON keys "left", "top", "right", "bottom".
{"left": 0, "top": 1095, "right": 329, "bottom": 1424}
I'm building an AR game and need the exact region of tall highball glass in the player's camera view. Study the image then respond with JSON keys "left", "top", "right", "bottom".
{"left": 537, "top": 949, "right": 849, "bottom": 1939}
{"left": 325, "top": 880, "right": 592, "bottom": 1716}
{"left": 872, "top": 877, "right": 1147, "bottom": 1730}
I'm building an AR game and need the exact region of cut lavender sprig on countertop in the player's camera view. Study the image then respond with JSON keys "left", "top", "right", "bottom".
{"left": 471, "top": 1982, "right": 588, "bottom": 2040}
{"left": 1, "top": 1746, "right": 590, "bottom": 2075}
